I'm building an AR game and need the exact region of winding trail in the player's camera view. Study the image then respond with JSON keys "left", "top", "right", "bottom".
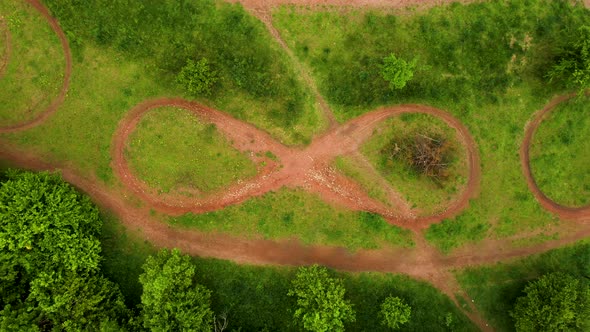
{"left": 521, "top": 92, "right": 590, "bottom": 221}
{"left": 2, "top": 0, "right": 590, "bottom": 330}
{"left": 0, "top": 0, "right": 71, "bottom": 133}
{"left": 113, "top": 100, "right": 480, "bottom": 230}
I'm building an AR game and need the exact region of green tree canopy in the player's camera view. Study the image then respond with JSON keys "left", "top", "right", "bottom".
{"left": 510, "top": 272, "right": 590, "bottom": 332}
{"left": 288, "top": 265, "right": 355, "bottom": 332}
{"left": 380, "top": 296, "right": 411, "bottom": 330}
{"left": 380, "top": 53, "right": 417, "bottom": 90}
{"left": 0, "top": 170, "right": 128, "bottom": 331}
{"left": 177, "top": 58, "right": 218, "bottom": 96}
{"left": 139, "top": 249, "right": 214, "bottom": 332}
{"left": 548, "top": 25, "right": 590, "bottom": 93}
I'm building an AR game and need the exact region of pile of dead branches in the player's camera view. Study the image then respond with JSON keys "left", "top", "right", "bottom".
{"left": 384, "top": 131, "right": 455, "bottom": 181}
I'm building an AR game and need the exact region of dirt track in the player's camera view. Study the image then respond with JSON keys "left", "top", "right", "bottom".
{"left": 2, "top": 1, "right": 590, "bottom": 330}
{"left": 521, "top": 93, "right": 590, "bottom": 221}
{"left": 112, "top": 99, "right": 480, "bottom": 231}
{"left": 0, "top": 0, "right": 71, "bottom": 133}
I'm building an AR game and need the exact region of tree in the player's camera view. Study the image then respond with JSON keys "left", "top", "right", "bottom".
{"left": 139, "top": 249, "right": 214, "bottom": 332}
{"left": 380, "top": 296, "right": 411, "bottom": 330}
{"left": 0, "top": 170, "right": 129, "bottom": 331}
{"left": 510, "top": 272, "right": 590, "bottom": 332}
{"left": 177, "top": 58, "right": 218, "bottom": 96}
{"left": 548, "top": 25, "right": 590, "bottom": 94}
{"left": 288, "top": 265, "right": 355, "bottom": 332}
{"left": 380, "top": 53, "right": 417, "bottom": 90}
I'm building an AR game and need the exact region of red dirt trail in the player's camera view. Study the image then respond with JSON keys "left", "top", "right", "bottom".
{"left": 0, "top": 0, "right": 71, "bottom": 133}
{"left": 521, "top": 92, "right": 590, "bottom": 222}
{"left": 2, "top": 1, "right": 590, "bottom": 330}
{"left": 112, "top": 99, "right": 481, "bottom": 231}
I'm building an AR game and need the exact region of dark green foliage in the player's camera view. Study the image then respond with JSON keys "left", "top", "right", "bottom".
{"left": 511, "top": 273, "right": 590, "bottom": 332}
{"left": 139, "top": 249, "right": 214, "bottom": 331}
{"left": 548, "top": 25, "right": 590, "bottom": 93}
{"left": 0, "top": 171, "right": 129, "bottom": 331}
{"left": 288, "top": 265, "right": 355, "bottom": 332}
{"left": 380, "top": 296, "right": 411, "bottom": 329}
{"left": 275, "top": 0, "right": 590, "bottom": 118}
{"left": 457, "top": 242, "right": 590, "bottom": 331}
{"left": 380, "top": 53, "right": 417, "bottom": 90}
{"left": 177, "top": 58, "right": 217, "bottom": 96}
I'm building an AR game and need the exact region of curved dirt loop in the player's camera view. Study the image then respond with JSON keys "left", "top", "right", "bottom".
{"left": 0, "top": 17, "right": 11, "bottom": 79}
{"left": 0, "top": 0, "right": 71, "bottom": 133}
{"left": 113, "top": 100, "right": 479, "bottom": 231}
{"left": 521, "top": 93, "right": 590, "bottom": 222}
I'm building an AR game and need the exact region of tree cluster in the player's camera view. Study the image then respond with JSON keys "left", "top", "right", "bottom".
{"left": 548, "top": 25, "right": 590, "bottom": 94}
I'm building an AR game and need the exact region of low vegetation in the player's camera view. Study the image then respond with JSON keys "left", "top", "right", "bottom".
{"left": 529, "top": 95, "right": 590, "bottom": 207}
{"left": 0, "top": 1, "right": 64, "bottom": 126}
{"left": 169, "top": 188, "right": 414, "bottom": 250}
{"left": 272, "top": 0, "right": 590, "bottom": 250}
{"left": 360, "top": 113, "right": 466, "bottom": 215}
{"left": 125, "top": 106, "right": 257, "bottom": 196}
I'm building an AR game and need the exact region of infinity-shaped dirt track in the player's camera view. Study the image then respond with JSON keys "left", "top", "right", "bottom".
{"left": 112, "top": 99, "right": 480, "bottom": 231}
{"left": 0, "top": 0, "right": 71, "bottom": 133}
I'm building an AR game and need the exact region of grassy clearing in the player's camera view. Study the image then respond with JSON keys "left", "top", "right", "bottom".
{"left": 101, "top": 213, "right": 476, "bottom": 331}
{"left": 360, "top": 113, "right": 467, "bottom": 215}
{"left": 333, "top": 155, "right": 391, "bottom": 206}
{"left": 456, "top": 240, "right": 590, "bottom": 331}
{"left": 125, "top": 106, "right": 257, "bottom": 196}
{"left": 42, "top": 0, "right": 324, "bottom": 146}
{"left": 273, "top": 0, "right": 589, "bottom": 252}
{"left": 0, "top": 1, "right": 64, "bottom": 126}
{"left": 529, "top": 95, "right": 590, "bottom": 207}
{"left": 169, "top": 187, "right": 415, "bottom": 250}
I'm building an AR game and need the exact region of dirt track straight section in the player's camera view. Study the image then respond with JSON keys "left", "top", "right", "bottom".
{"left": 0, "top": 0, "right": 71, "bottom": 133}
{"left": 521, "top": 93, "right": 590, "bottom": 222}
{"left": 113, "top": 99, "right": 480, "bottom": 231}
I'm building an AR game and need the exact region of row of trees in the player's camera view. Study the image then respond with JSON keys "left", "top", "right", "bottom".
{"left": 2, "top": 170, "right": 589, "bottom": 331}
{"left": 0, "top": 170, "right": 412, "bottom": 331}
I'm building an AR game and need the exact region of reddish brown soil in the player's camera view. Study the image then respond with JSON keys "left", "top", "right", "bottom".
{"left": 521, "top": 93, "right": 590, "bottom": 222}
{"left": 0, "top": 18, "right": 11, "bottom": 79}
{"left": 113, "top": 100, "right": 480, "bottom": 231}
{"left": 0, "top": 0, "right": 71, "bottom": 133}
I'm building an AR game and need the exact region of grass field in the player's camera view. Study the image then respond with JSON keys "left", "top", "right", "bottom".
{"left": 125, "top": 106, "right": 257, "bottom": 196}
{"left": 169, "top": 187, "right": 415, "bottom": 250}
{"left": 101, "top": 213, "right": 477, "bottom": 331}
{"left": 272, "top": 0, "right": 589, "bottom": 252}
{"left": 333, "top": 155, "right": 392, "bottom": 206}
{"left": 529, "top": 95, "right": 590, "bottom": 207}
{"left": 456, "top": 240, "right": 590, "bottom": 331}
{"left": 359, "top": 113, "right": 467, "bottom": 215}
{"left": 0, "top": 0, "right": 64, "bottom": 126}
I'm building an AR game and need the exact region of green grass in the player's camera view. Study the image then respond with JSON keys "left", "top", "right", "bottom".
{"left": 125, "top": 106, "right": 257, "bottom": 195}
{"left": 272, "top": 0, "right": 588, "bottom": 252}
{"left": 529, "top": 95, "right": 590, "bottom": 207}
{"left": 42, "top": 0, "right": 324, "bottom": 146}
{"left": 333, "top": 155, "right": 391, "bottom": 206}
{"left": 100, "top": 212, "right": 477, "bottom": 331}
{"left": 0, "top": 0, "right": 64, "bottom": 126}
{"left": 456, "top": 240, "right": 590, "bottom": 331}
{"left": 169, "top": 187, "right": 415, "bottom": 250}
{"left": 360, "top": 113, "right": 467, "bottom": 215}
